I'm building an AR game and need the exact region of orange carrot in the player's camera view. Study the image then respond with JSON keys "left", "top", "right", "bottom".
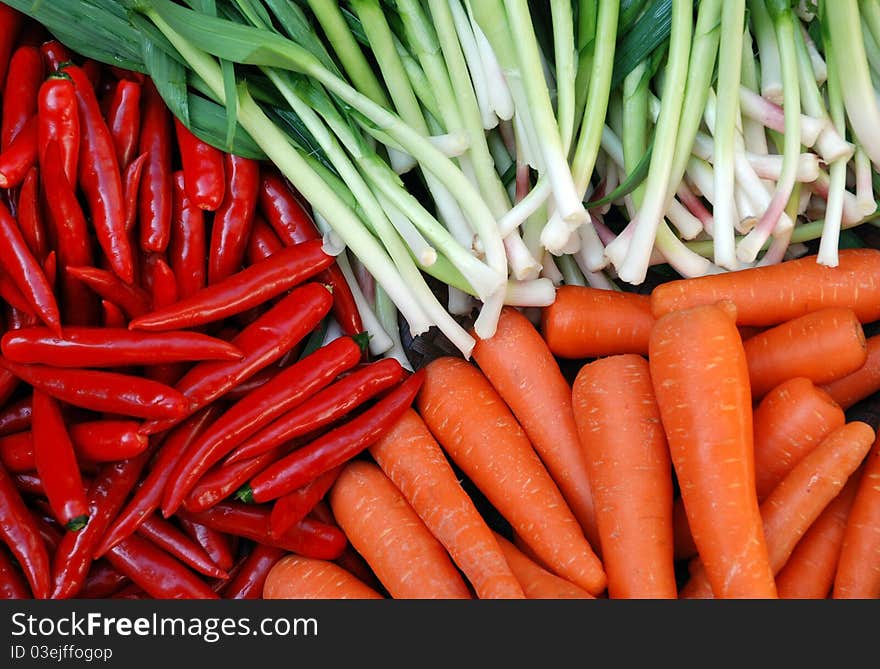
{"left": 417, "top": 356, "right": 607, "bottom": 595}
{"left": 683, "top": 421, "right": 875, "bottom": 598}
{"left": 368, "top": 409, "right": 525, "bottom": 599}
{"left": 821, "top": 335, "right": 880, "bottom": 410}
{"left": 672, "top": 498, "right": 698, "bottom": 560}
{"left": 471, "top": 306, "right": 599, "bottom": 550}
{"left": 328, "top": 460, "right": 472, "bottom": 599}
{"left": 540, "top": 285, "right": 655, "bottom": 358}
{"left": 753, "top": 377, "right": 847, "bottom": 500}
{"left": 833, "top": 432, "right": 880, "bottom": 599}
{"left": 743, "top": 307, "right": 867, "bottom": 399}
{"left": 571, "top": 354, "right": 677, "bottom": 599}
{"left": 649, "top": 301, "right": 777, "bottom": 598}
{"left": 650, "top": 248, "right": 880, "bottom": 327}
{"left": 263, "top": 554, "right": 384, "bottom": 599}
{"left": 492, "top": 531, "right": 595, "bottom": 599}
{"left": 775, "top": 473, "right": 861, "bottom": 599}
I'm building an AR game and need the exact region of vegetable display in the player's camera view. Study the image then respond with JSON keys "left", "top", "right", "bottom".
{"left": 0, "top": 1, "right": 877, "bottom": 602}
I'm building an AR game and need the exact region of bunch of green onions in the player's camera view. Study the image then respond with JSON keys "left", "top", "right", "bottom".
{"left": 7, "top": 0, "right": 879, "bottom": 361}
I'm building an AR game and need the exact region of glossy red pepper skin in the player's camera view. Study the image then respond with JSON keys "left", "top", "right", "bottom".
{"left": 0, "top": 460, "right": 50, "bottom": 598}
{"left": 183, "top": 446, "right": 290, "bottom": 514}
{"left": 137, "top": 80, "right": 172, "bottom": 254}
{"left": 0, "top": 5, "right": 24, "bottom": 89}
{"left": 94, "top": 407, "right": 219, "bottom": 558}
{"left": 173, "top": 118, "right": 225, "bottom": 212}
{"left": 130, "top": 240, "right": 334, "bottom": 331}
{"left": 32, "top": 390, "right": 89, "bottom": 531}
{"left": 62, "top": 63, "right": 133, "bottom": 285}
{"left": 246, "top": 215, "right": 283, "bottom": 265}
{"left": 160, "top": 336, "right": 364, "bottom": 516}
{"left": 105, "top": 79, "right": 140, "bottom": 170}
{"left": 37, "top": 73, "right": 79, "bottom": 186}
{"left": 51, "top": 452, "right": 151, "bottom": 598}
{"left": 2, "top": 326, "right": 242, "bottom": 368}
{"left": 105, "top": 532, "right": 219, "bottom": 599}
{"left": 0, "top": 359, "right": 192, "bottom": 421}
{"left": 0, "top": 546, "right": 30, "bottom": 599}
{"left": 269, "top": 465, "right": 342, "bottom": 538}
{"left": 66, "top": 265, "right": 151, "bottom": 320}
{"left": 1, "top": 45, "right": 42, "bottom": 150}
{"left": 140, "top": 282, "right": 333, "bottom": 435}
{"left": 221, "top": 543, "right": 284, "bottom": 599}
{"left": 258, "top": 170, "right": 363, "bottom": 336}
{"left": 37, "top": 40, "right": 70, "bottom": 75}
{"left": 0, "top": 421, "right": 150, "bottom": 473}
{"left": 208, "top": 155, "right": 259, "bottom": 284}
{"left": 41, "top": 140, "right": 97, "bottom": 326}
{"left": 136, "top": 515, "right": 227, "bottom": 579}
{"left": 179, "top": 502, "right": 347, "bottom": 560}
{"left": 122, "top": 152, "right": 148, "bottom": 234}
{"left": 0, "top": 396, "right": 31, "bottom": 436}
{"left": 16, "top": 167, "right": 46, "bottom": 261}
{"left": 100, "top": 300, "right": 127, "bottom": 329}
{"left": 79, "top": 559, "right": 129, "bottom": 598}
{"left": 0, "top": 197, "right": 61, "bottom": 335}
{"left": 0, "top": 114, "right": 37, "bottom": 188}
{"left": 169, "top": 171, "right": 206, "bottom": 300}
{"left": 177, "top": 518, "right": 235, "bottom": 572}
{"left": 0, "top": 269, "right": 37, "bottom": 315}
{"left": 243, "top": 369, "right": 424, "bottom": 503}
{"left": 227, "top": 358, "right": 406, "bottom": 465}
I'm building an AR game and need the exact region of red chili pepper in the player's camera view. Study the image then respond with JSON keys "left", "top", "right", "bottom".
{"left": 221, "top": 543, "right": 284, "bottom": 599}
{"left": 178, "top": 502, "right": 347, "bottom": 560}
{"left": 169, "top": 170, "right": 206, "bottom": 301}
{"left": 81, "top": 59, "right": 103, "bottom": 89}
{"left": 208, "top": 155, "right": 259, "bottom": 284}
{"left": 94, "top": 407, "right": 220, "bottom": 558}
{"left": 137, "top": 80, "right": 172, "bottom": 254}
{"left": 38, "top": 40, "right": 70, "bottom": 74}
{"left": 0, "top": 114, "right": 37, "bottom": 188}
{"left": 0, "top": 396, "right": 31, "bottom": 436}
{"left": 269, "top": 465, "right": 341, "bottom": 538}
{"left": 139, "top": 282, "right": 333, "bottom": 435}
{"left": 105, "top": 532, "right": 219, "bottom": 599}
{"left": 1, "top": 45, "right": 42, "bottom": 150}
{"left": 227, "top": 358, "right": 406, "bottom": 465}
{"left": 107, "top": 66, "right": 144, "bottom": 85}
{"left": 51, "top": 451, "right": 152, "bottom": 598}
{"left": 1, "top": 326, "right": 242, "bottom": 368}
{"left": 40, "top": 139, "right": 97, "bottom": 326}
{"left": 129, "top": 241, "right": 334, "bottom": 332}
{"left": 182, "top": 446, "right": 291, "bottom": 514}
{"left": 100, "top": 300, "right": 127, "bottom": 329}
{"left": 136, "top": 514, "right": 228, "bottom": 579}
{"left": 29, "top": 503, "right": 65, "bottom": 551}
{"left": 13, "top": 472, "right": 45, "bottom": 497}
{"left": 79, "top": 559, "right": 129, "bottom": 598}
{"left": 105, "top": 79, "right": 140, "bottom": 170}
{"left": 259, "top": 170, "right": 363, "bottom": 336}
{"left": 38, "top": 73, "right": 80, "bottom": 187}
{"left": 173, "top": 118, "right": 225, "bottom": 212}
{"left": 31, "top": 390, "right": 89, "bottom": 531}
{"left": 15, "top": 167, "right": 47, "bottom": 261}
{"left": 0, "top": 269, "right": 36, "bottom": 316}
{"left": 62, "top": 63, "right": 133, "bottom": 285}
{"left": 220, "top": 366, "right": 276, "bottom": 402}
{"left": 0, "top": 546, "right": 29, "bottom": 599}
{"left": 122, "top": 151, "right": 148, "bottom": 234}
{"left": 0, "top": 358, "right": 193, "bottom": 421}
{"left": 240, "top": 369, "right": 424, "bottom": 503}
{"left": 0, "top": 197, "right": 61, "bottom": 335}
{"left": 0, "top": 460, "right": 50, "bottom": 598}
{"left": 0, "top": 5, "right": 24, "bottom": 89}
{"left": 142, "top": 253, "right": 177, "bottom": 308}
{"left": 0, "top": 420, "right": 151, "bottom": 473}
{"left": 246, "top": 214, "right": 283, "bottom": 265}
{"left": 65, "top": 265, "right": 151, "bottom": 320}
{"left": 160, "top": 335, "right": 364, "bottom": 516}
{"left": 176, "top": 517, "right": 235, "bottom": 572}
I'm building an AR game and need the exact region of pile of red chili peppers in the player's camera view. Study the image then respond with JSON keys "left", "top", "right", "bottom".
{"left": 0, "top": 6, "right": 420, "bottom": 599}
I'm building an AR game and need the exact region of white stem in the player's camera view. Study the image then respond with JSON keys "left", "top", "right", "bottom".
{"left": 333, "top": 250, "right": 395, "bottom": 355}
{"left": 503, "top": 278, "right": 556, "bottom": 306}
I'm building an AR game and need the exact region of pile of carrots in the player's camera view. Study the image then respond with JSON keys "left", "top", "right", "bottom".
{"left": 266, "top": 248, "right": 880, "bottom": 599}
